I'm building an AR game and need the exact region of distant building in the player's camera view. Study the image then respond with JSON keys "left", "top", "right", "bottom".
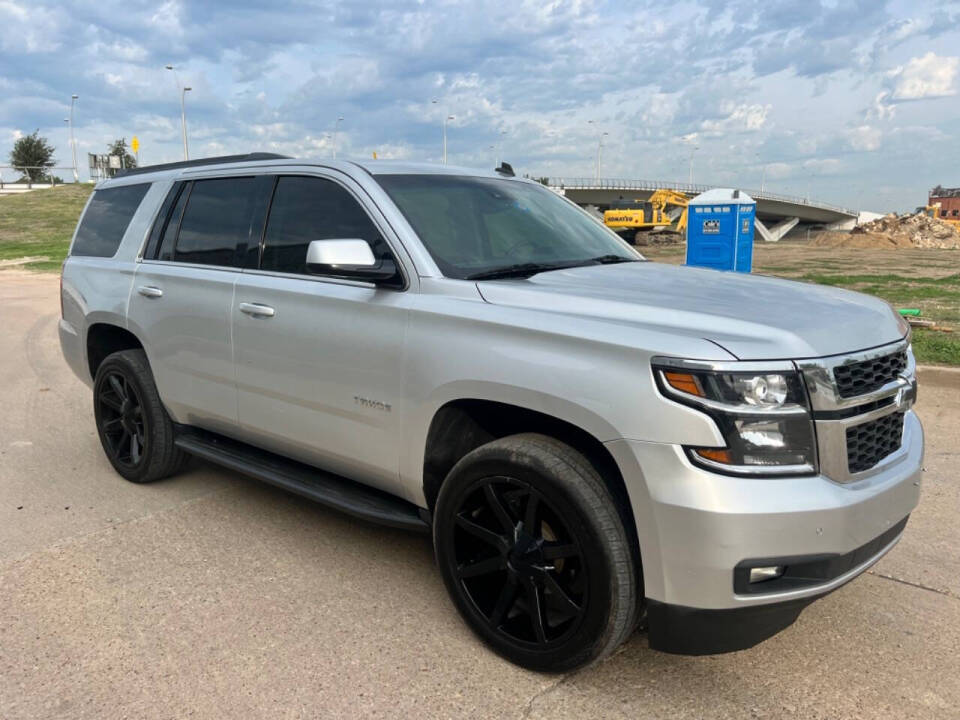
{"left": 929, "top": 185, "right": 960, "bottom": 218}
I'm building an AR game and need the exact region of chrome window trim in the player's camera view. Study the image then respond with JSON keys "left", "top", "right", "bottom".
{"left": 239, "top": 266, "right": 386, "bottom": 291}
{"left": 138, "top": 259, "right": 241, "bottom": 274}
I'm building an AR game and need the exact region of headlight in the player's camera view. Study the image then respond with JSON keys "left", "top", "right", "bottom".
{"left": 654, "top": 363, "right": 817, "bottom": 476}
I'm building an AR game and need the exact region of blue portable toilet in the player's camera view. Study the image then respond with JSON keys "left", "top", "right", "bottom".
{"left": 685, "top": 188, "right": 756, "bottom": 273}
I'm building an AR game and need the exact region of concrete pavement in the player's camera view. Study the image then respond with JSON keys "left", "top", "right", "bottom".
{"left": 1, "top": 271, "right": 957, "bottom": 719}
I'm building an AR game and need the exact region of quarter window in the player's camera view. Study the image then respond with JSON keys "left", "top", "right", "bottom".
{"left": 261, "top": 176, "right": 391, "bottom": 275}
{"left": 173, "top": 177, "right": 257, "bottom": 267}
{"left": 71, "top": 183, "right": 150, "bottom": 257}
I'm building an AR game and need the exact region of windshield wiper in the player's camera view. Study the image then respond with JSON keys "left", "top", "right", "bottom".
{"left": 586, "top": 254, "right": 640, "bottom": 265}
{"left": 465, "top": 255, "right": 640, "bottom": 281}
{"left": 465, "top": 261, "right": 582, "bottom": 281}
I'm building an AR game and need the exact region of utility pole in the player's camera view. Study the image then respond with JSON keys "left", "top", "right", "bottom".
{"left": 688, "top": 144, "right": 699, "bottom": 185}
{"left": 165, "top": 65, "right": 191, "bottom": 160}
{"left": 69, "top": 94, "right": 78, "bottom": 182}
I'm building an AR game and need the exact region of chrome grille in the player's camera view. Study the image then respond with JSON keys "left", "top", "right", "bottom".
{"left": 846, "top": 412, "right": 905, "bottom": 474}
{"left": 797, "top": 339, "right": 914, "bottom": 483}
{"left": 833, "top": 350, "right": 907, "bottom": 399}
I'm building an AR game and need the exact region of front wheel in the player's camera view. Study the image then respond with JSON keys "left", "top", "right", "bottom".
{"left": 434, "top": 433, "right": 639, "bottom": 672}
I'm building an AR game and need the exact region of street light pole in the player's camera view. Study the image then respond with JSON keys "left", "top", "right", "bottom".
{"left": 688, "top": 145, "right": 699, "bottom": 185}
{"left": 431, "top": 100, "right": 454, "bottom": 164}
{"left": 165, "top": 65, "right": 190, "bottom": 160}
{"left": 69, "top": 94, "right": 78, "bottom": 182}
{"left": 596, "top": 131, "right": 608, "bottom": 181}
{"left": 333, "top": 116, "right": 344, "bottom": 159}
{"left": 180, "top": 86, "right": 191, "bottom": 160}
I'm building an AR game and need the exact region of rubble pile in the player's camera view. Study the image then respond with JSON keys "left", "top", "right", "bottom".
{"left": 852, "top": 212, "right": 960, "bottom": 249}
{"left": 814, "top": 212, "right": 960, "bottom": 250}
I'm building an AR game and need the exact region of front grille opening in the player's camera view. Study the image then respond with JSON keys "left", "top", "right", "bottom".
{"left": 834, "top": 350, "right": 907, "bottom": 399}
{"left": 846, "top": 412, "right": 905, "bottom": 473}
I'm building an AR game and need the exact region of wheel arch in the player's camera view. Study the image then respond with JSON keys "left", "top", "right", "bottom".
{"left": 86, "top": 322, "right": 144, "bottom": 381}
{"left": 420, "top": 396, "right": 643, "bottom": 580}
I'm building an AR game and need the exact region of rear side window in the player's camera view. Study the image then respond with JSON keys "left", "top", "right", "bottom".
{"left": 71, "top": 183, "right": 150, "bottom": 257}
{"left": 260, "top": 176, "right": 390, "bottom": 275}
{"left": 173, "top": 177, "right": 257, "bottom": 267}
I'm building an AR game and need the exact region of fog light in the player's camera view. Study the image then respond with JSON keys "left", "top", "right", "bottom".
{"left": 748, "top": 566, "right": 784, "bottom": 583}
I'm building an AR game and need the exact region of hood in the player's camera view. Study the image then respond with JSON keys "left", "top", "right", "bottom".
{"left": 476, "top": 262, "right": 905, "bottom": 360}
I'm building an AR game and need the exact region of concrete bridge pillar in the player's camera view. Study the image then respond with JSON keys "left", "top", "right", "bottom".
{"left": 755, "top": 216, "right": 799, "bottom": 243}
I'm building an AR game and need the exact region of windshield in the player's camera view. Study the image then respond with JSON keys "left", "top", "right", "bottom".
{"left": 376, "top": 174, "right": 642, "bottom": 279}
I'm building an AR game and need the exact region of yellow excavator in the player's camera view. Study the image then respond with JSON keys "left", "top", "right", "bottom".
{"left": 603, "top": 189, "right": 690, "bottom": 244}
{"left": 923, "top": 203, "right": 960, "bottom": 230}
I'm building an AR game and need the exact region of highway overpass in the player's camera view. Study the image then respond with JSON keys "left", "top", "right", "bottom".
{"left": 545, "top": 177, "right": 859, "bottom": 241}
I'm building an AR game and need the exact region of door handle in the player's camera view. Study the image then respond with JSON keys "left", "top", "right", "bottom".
{"left": 239, "top": 302, "right": 276, "bottom": 318}
{"left": 137, "top": 285, "right": 163, "bottom": 298}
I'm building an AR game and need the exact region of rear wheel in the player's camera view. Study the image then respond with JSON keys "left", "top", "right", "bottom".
{"left": 93, "top": 349, "right": 187, "bottom": 483}
{"left": 434, "top": 433, "right": 639, "bottom": 672}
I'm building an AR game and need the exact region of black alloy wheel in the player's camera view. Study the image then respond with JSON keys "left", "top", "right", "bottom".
{"left": 435, "top": 433, "right": 639, "bottom": 672}
{"left": 452, "top": 477, "right": 588, "bottom": 647}
{"left": 97, "top": 371, "right": 147, "bottom": 469}
{"left": 92, "top": 349, "right": 187, "bottom": 483}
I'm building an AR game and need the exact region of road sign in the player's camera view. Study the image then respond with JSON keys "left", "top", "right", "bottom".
{"left": 131, "top": 136, "right": 139, "bottom": 154}
{"left": 108, "top": 155, "right": 121, "bottom": 169}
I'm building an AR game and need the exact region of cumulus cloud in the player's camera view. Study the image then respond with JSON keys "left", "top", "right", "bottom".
{"left": 889, "top": 52, "right": 959, "bottom": 100}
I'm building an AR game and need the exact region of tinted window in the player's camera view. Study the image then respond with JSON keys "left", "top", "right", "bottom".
{"left": 174, "top": 177, "right": 256, "bottom": 267}
{"left": 71, "top": 184, "right": 150, "bottom": 257}
{"left": 261, "top": 176, "right": 390, "bottom": 275}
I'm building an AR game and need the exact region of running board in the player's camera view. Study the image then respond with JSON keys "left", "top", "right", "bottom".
{"left": 174, "top": 428, "right": 430, "bottom": 533}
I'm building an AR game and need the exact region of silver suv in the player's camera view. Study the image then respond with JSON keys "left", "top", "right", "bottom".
{"left": 59, "top": 154, "right": 922, "bottom": 671}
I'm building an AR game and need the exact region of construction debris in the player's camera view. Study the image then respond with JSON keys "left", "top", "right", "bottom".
{"left": 813, "top": 211, "right": 960, "bottom": 250}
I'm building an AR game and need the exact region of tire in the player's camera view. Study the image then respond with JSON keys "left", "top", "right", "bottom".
{"left": 434, "top": 433, "right": 639, "bottom": 672}
{"left": 92, "top": 349, "right": 187, "bottom": 483}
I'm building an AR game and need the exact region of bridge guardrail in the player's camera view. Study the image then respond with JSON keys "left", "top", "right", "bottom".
{"left": 544, "top": 177, "right": 856, "bottom": 216}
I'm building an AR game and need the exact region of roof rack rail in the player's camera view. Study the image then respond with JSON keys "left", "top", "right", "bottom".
{"left": 115, "top": 152, "right": 292, "bottom": 178}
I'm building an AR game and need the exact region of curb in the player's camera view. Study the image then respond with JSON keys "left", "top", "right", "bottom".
{"left": 917, "top": 365, "right": 960, "bottom": 389}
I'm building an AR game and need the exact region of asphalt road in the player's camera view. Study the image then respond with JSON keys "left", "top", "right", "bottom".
{"left": 1, "top": 270, "right": 958, "bottom": 720}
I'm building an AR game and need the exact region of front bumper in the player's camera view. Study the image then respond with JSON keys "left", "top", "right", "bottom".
{"left": 605, "top": 409, "right": 923, "bottom": 652}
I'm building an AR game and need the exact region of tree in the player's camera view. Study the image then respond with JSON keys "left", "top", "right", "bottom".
{"left": 9, "top": 130, "right": 56, "bottom": 183}
{"left": 105, "top": 138, "right": 138, "bottom": 177}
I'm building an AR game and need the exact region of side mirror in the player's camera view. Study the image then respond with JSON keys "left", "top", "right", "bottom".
{"left": 305, "top": 239, "right": 399, "bottom": 283}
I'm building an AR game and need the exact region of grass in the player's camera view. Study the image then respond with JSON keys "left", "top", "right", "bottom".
{"left": 0, "top": 184, "right": 93, "bottom": 271}
{"left": 910, "top": 330, "right": 960, "bottom": 366}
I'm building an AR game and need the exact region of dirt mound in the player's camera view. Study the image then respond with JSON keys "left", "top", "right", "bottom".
{"left": 812, "top": 212, "right": 960, "bottom": 250}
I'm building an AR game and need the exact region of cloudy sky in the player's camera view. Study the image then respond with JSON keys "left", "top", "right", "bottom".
{"left": 1, "top": 0, "right": 958, "bottom": 211}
